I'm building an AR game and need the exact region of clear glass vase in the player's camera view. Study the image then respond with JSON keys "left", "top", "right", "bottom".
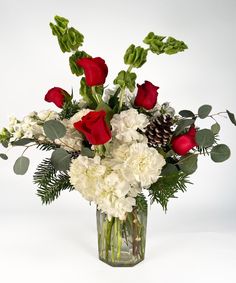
{"left": 96, "top": 207, "right": 147, "bottom": 267}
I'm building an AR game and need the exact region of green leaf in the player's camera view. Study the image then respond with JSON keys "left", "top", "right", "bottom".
{"left": 195, "top": 129, "right": 215, "bottom": 147}
{"left": 113, "top": 70, "right": 137, "bottom": 92}
{"left": 226, "top": 110, "right": 236, "bottom": 126}
{"left": 210, "top": 144, "right": 231, "bottom": 162}
{"left": 43, "top": 120, "right": 66, "bottom": 141}
{"left": 13, "top": 156, "right": 30, "bottom": 175}
{"left": 51, "top": 148, "right": 71, "bottom": 171}
{"left": 69, "top": 51, "right": 91, "bottom": 76}
{"left": 211, "top": 123, "right": 221, "bottom": 134}
{"left": 198, "top": 104, "right": 212, "bottom": 119}
{"left": 179, "top": 110, "right": 195, "bottom": 118}
{"left": 80, "top": 147, "right": 95, "bottom": 158}
{"left": 0, "top": 153, "right": 8, "bottom": 160}
{"left": 178, "top": 154, "right": 198, "bottom": 175}
{"left": 174, "top": 119, "right": 195, "bottom": 136}
{"left": 12, "top": 138, "right": 35, "bottom": 146}
{"left": 124, "top": 44, "right": 148, "bottom": 68}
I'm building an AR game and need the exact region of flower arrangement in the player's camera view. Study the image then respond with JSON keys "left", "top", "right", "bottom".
{"left": 1, "top": 15, "right": 235, "bottom": 266}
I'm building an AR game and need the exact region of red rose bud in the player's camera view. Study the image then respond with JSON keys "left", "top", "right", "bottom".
{"left": 171, "top": 127, "right": 198, "bottom": 156}
{"left": 77, "top": 57, "right": 108, "bottom": 86}
{"left": 74, "top": 110, "right": 111, "bottom": 145}
{"left": 134, "top": 81, "right": 159, "bottom": 110}
{"left": 44, "top": 87, "right": 69, "bottom": 108}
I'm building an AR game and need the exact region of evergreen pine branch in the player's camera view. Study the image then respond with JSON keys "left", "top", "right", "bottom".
{"left": 148, "top": 172, "right": 192, "bottom": 212}
{"left": 59, "top": 100, "right": 80, "bottom": 119}
{"left": 135, "top": 193, "right": 148, "bottom": 213}
{"left": 36, "top": 143, "right": 59, "bottom": 151}
{"left": 33, "top": 158, "right": 74, "bottom": 204}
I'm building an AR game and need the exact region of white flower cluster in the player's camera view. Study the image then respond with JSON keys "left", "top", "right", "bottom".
{"left": 69, "top": 109, "right": 166, "bottom": 220}
{"left": 55, "top": 109, "right": 90, "bottom": 152}
{"left": 8, "top": 110, "right": 59, "bottom": 143}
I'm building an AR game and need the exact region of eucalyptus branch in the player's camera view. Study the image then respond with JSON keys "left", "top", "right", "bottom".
{"left": 57, "top": 138, "right": 77, "bottom": 151}
{"left": 21, "top": 143, "right": 37, "bottom": 156}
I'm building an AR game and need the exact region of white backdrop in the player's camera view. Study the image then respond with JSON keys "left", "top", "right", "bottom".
{"left": 0, "top": 0, "right": 236, "bottom": 282}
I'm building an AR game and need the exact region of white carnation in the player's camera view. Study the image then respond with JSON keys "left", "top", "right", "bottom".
{"left": 110, "top": 109, "right": 148, "bottom": 143}
{"left": 96, "top": 172, "right": 136, "bottom": 220}
{"left": 125, "top": 143, "right": 166, "bottom": 187}
{"left": 69, "top": 155, "right": 106, "bottom": 202}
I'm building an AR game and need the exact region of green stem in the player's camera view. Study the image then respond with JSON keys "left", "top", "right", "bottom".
{"left": 105, "top": 217, "right": 114, "bottom": 260}
{"left": 118, "top": 88, "right": 126, "bottom": 111}
{"left": 91, "top": 86, "right": 102, "bottom": 105}
{"left": 117, "top": 219, "right": 122, "bottom": 260}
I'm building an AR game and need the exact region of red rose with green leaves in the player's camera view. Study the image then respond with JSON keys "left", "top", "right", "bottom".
{"left": 172, "top": 127, "right": 198, "bottom": 155}
{"left": 77, "top": 57, "right": 108, "bottom": 86}
{"left": 74, "top": 110, "right": 111, "bottom": 145}
{"left": 44, "top": 87, "right": 70, "bottom": 108}
{"left": 134, "top": 81, "right": 159, "bottom": 110}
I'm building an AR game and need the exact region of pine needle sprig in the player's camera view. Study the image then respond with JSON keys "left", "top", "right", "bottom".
{"left": 148, "top": 172, "right": 192, "bottom": 212}
{"left": 135, "top": 193, "right": 148, "bottom": 213}
{"left": 33, "top": 158, "right": 74, "bottom": 204}
{"left": 59, "top": 100, "right": 80, "bottom": 119}
{"left": 36, "top": 143, "right": 58, "bottom": 151}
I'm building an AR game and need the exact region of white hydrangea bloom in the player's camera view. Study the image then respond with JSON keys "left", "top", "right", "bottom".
{"left": 110, "top": 109, "right": 149, "bottom": 143}
{"left": 69, "top": 155, "right": 106, "bottom": 202}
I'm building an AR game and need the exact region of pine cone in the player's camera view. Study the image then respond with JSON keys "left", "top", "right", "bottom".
{"left": 145, "top": 115, "right": 174, "bottom": 148}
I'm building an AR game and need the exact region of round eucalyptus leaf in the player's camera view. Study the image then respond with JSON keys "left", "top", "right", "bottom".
{"left": 178, "top": 154, "right": 198, "bottom": 175}
{"left": 174, "top": 119, "right": 195, "bottom": 136}
{"left": 13, "top": 156, "right": 30, "bottom": 175}
{"left": 12, "top": 138, "right": 34, "bottom": 146}
{"left": 43, "top": 120, "right": 66, "bottom": 141}
{"left": 198, "top": 104, "right": 212, "bottom": 119}
{"left": 179, "top": 110, "right": 195, "bottom": 118}
{"left": 80, "top": 147, "right": 95, "bottom": 158}
{"left": 196, "top": 129, "right": 215, "bottom": 147}
{"left": 161, "top": 163, "right": 178, "bottom": 175}
{"left": 210, "top": 144, "right": 231, "bottom": 162}
{"left": 0, "top": 153, "right": 8, "bottom": 160}
{"left": 211, "top": 123, "right": 221, "bottom": 134}
{"left": 51, "top": 148, "right": 71, "bottom": 171}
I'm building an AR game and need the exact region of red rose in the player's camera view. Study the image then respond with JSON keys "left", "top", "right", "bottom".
{"left": 74, "top": 110, "right": 111, "bottom": 145}
{"left": 134, "top": 81, "right": 159, "bottom": 110}
{"left": 171, "top": 127, "right": 198, "bottom": 155}
{"left": 44, "top": 87, "right": 69, "bottom": 108}
{"left": 76, "top": 57, "right": 108, "bottom": 86}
